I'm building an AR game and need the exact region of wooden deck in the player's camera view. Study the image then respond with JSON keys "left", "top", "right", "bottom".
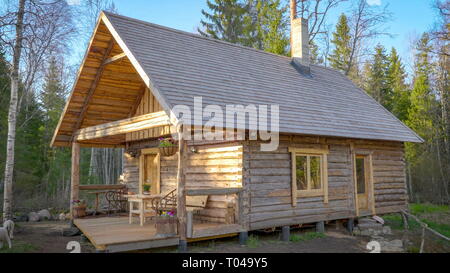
{"left": 74, "top": 216, "right": 244, "bottom": 252}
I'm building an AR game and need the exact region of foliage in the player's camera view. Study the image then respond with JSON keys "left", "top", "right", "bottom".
{"left": 246, "top": 234, "right": 259, "bottom": 248}
{"left": 0, "top": 240, "right": 38, "bottom": 253}
{"left": 158, "top": 137, "right": 177, "bottom": 147}
{"left": 328, "top": 14, "right": 352, "bottom": 72}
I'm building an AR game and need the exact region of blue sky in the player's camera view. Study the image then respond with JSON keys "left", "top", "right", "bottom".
{"left": 81, "top": 0, "right": 437, "bottom": 68}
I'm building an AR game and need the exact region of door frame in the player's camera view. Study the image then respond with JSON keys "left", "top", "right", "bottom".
{"left": 139, "top": 148, "right": 161, "bottom": 195}
{"left": 351, "top": 148, "right": 376, "bottom": 216}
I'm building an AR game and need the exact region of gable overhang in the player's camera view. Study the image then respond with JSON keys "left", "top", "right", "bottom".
{"left": 51, "top": 12, "right": 176, "bottom": 148}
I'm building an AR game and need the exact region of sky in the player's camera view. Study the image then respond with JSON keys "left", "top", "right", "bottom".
{"left": 74, "top": 0, "right": 438, "bottom": 69}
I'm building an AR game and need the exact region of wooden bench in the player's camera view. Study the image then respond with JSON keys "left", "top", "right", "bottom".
{"left": 186, "top": 195, "right": 208, "bottom": 238}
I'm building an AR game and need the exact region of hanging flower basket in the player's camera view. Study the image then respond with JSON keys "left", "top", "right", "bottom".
{"left": 158, "top": 138, "right": 177, "bottom": 157}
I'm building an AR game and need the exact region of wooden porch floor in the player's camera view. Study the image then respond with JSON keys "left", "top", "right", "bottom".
{"left": 74, "top": 216, "right": 244, "bottom": 252}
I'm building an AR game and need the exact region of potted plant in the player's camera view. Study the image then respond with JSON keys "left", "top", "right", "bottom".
{"left": 158, "top": 137, "right": 177, "bottom": 157}
{"left": 72, "top": 200, "right": 87, "bottom": 218}
{"left": 143, "top": 184, "right": 151, "bottom": 195}
{"left": 155, "top": 209, "right": 177, "bottom": 237}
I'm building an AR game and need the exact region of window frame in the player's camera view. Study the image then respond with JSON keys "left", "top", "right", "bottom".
{"left": 289, "top": 147, "right": 329, "bottom": 206}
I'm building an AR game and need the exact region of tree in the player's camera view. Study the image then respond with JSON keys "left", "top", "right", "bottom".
{"left": 1, "top": 0, "right": 26, "bottom": 221}
{"left": 0, "top": 0, "right": 75, "bottom": 219}
{"left": 328, "top": 14, "right": 352, "bottom": 72}
{"left": 387, "top": 47, "right": 410, "bottom": 122}
{"left": 252, "top": 0, "right": 289, "bottom": 55}
{"left": 198, "top": 0, "right": 253, "bottom": 46}
{"left": 364, "top": 44, "right": 391, "bottom": 110}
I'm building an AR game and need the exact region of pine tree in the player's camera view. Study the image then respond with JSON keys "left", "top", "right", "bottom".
{"left": 198, "top": 0, "right": 253, "bottom": 46}
{"left": 328, "top": 14, "right": 352, "bottom": 72}
{"left": 364, "top": 44, "right": 392, "bottom": 111}
{"left": 387, "top": 47, "right": 410, "bottom": 121}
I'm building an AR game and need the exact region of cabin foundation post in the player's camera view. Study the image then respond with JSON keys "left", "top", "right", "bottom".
{"left": 70, "top": 142, "right": 80, "bottom": 223}
{"left": 316, "top": 221, "right": 325, "bottom": 233}
{"left": 347, "top": 218, "right": 355, "bottom": 234}
{"left": 176, "top": 124, "right": 188, "bottom": 252}
{"left": 281, "top": 226, "right": 290, "bottom": 241}
{"left": 239, "top": 231, "right": 248, "bottom": 245}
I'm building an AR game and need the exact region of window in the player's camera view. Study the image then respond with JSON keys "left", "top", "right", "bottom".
{"left": 289, "top": 148, "right": 329, "bottom": 205}
{"left": 355, "top": 157, "right": 366, "bottom": 194}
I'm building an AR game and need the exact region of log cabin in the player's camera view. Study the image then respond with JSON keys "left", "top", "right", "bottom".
{"left": 51, "top": 6, "right": 422, "bottom": 252}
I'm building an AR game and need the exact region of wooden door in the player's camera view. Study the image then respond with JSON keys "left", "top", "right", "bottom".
{"left": 355, "top": 155, "right": 369, "bottom": 211}
{"left": 142, "top": 154, "right": 160, "bottom": 195}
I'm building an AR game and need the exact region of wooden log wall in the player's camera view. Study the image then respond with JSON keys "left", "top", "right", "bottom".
{"left": 125, "top": 88, "right": 173, "bottom": 142}
{"left": 122, "top": 140, "right": 243, "bottom": 223}
{"left": 244, "top": 135, "right": 408, "bottom": 230}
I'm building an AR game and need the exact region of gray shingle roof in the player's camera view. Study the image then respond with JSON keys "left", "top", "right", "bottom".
{"left": 105, "top": 12, "right": 422, "bottom": 143}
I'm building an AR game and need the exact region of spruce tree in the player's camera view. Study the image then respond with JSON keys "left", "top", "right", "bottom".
{"left": 328, "top": 14, "right": 352, "bottom": 72}
{"left": 198, "top": 0, "right": 253, "bottom": 46}
{"left": 387, "top": 47, "right": 410, "bottom": 121}
{"left": 364, "top": 44, "right": 391, "bottom": 111}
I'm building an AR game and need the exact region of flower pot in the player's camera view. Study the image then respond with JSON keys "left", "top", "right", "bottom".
{"left": 73, "top": 204, "right": 87, "bottom": 219}
{"left": 155, "top": 216, "right": 178, "bottom": 236}
{"left": 159, "top": 146, "right": 177, "bottom": 157}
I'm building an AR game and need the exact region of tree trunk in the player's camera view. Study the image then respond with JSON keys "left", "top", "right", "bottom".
{"left": 3, "top": 0, "right": 26, "bottom": 221}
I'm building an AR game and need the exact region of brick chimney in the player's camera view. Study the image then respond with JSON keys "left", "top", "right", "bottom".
{"left": 290, "top": 0, "right": 310, "bottom": 72}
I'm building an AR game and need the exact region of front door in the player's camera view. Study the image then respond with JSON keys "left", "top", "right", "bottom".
{"left": 355, "top": 155, "right": 369, "bottom": 211}
{"left": 143, "top": 154, "right": 159, "bottom": 195}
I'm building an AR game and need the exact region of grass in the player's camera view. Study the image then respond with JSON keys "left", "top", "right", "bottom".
{"left": 246, "top": 235, "right": 259, "bottom": 248}
{"left": 0, "top": 240, "right": 38, "bottom": 253}
{"left": 290, "top": 232, "right": 326, "bottom": 242}
{"left": 410, "top": 203, "right": 449, "bottom": 215}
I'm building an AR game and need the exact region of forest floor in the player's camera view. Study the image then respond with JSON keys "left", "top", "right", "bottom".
{"left": 1, "top": 203, "right": 448, "bottom": 253}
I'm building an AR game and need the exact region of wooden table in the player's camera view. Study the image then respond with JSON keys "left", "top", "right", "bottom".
{"left": 125, "top": 194, "right": 163, "bottom": 226}
{"left": 87, "top": 190, "right": 111, "bottom": 215}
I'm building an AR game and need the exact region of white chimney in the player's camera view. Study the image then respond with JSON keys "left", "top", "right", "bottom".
{"left": 290, "top": 0, "right": 310, "bottom": 71}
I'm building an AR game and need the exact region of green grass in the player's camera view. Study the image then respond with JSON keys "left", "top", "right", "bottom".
{"left": 410, "top": 203, "right": 449, "bottom": 215}
{"left": 422, "top": 220, "right": 450, "bottom": 238}
{"left": 290, "top": 232, "right": 326, "bottom": 242}
{"left": 246, "top": 235, "right": 259, "bottom": 248}
{"left": 0, "top": 240, "right": 38, "bottom": 253}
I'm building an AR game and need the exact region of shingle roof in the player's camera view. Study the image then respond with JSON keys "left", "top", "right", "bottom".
{"left": 102, "top": 12, "right": 422, "bottom": 143}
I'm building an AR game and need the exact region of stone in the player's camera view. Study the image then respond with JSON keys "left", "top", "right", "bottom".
{"left": 58, "top": 213, "right": 66, "bottom": 221}
{"left": 37, "top": 209, "right": 52, "bottom": 221}
{"left": 13, "top": 214, "right": 28, "bottom": 222}
{"left": 382, "top": 226, "right": 392, "bottom": 235}
{"left": 380, "top": 239, "right": 403, "bottom": 253}
{"left": 28, "top": 212, "right": 40, "bottom": 222}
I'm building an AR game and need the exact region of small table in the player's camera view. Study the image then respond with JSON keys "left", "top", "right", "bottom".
{"left": 125, "top": 194, "right": 163, "bottom": 226}
{"left": 87, "top": 190, "right": 111, "bottom": 215}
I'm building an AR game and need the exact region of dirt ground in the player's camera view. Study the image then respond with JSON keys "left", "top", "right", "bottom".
{"left": 0, "top": 221, "right": 95, "bottom": 253}
{"left": 2, "top": 221, "right": 368, "bottom": 253}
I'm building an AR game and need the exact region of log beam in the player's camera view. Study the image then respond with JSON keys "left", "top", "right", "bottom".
{"left": 177, "top": 124, "right": 188, "bottom": 250}
{"left": 71, "top": 39, "right": 115, "bottom": 141}
{"left": 74, "top": 111, "right": 170, "bottom": 141}
{"left": 103, "top": 53, "right": 127, "bottom": 65}
{"left": 70, "top": 142, "right": 80, "bottom": 218}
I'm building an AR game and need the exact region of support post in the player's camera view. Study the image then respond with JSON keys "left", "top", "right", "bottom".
{"left": 70, "top": 142, "right": 80, "bottom": 222}
{"left": 281, "top": 226, "right": 290, "bottom": 242}
{"left": 239, "top": 231, "right": 248, "bottom": 245}
{"left": 316, "top": 221, "right": 325, "bottom": 233}
{"left": 347, "top": 218, "right": 355, "bottom": 234}
{"left": 176, "top": 124, "right": 188, "bottom": 252}
{"left": 186, "top": 211, "right": 193, "bottom": 238}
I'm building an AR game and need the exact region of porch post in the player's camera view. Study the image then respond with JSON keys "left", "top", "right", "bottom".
{"left": 70, "top": 142, "right": 80, "bottom": 222}
{"left": 176, "top": 124, "right": 188, "bottom": 251}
